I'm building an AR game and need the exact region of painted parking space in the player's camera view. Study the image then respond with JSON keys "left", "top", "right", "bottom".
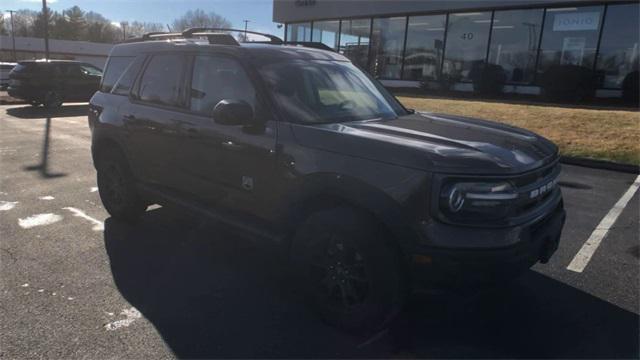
{"left": 0, "top": 104, "right": 637, "bottom": 358}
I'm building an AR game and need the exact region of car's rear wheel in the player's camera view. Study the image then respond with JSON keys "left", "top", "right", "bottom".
{"left": 290, "top": 206, "right": 406, "bottom": 333}
{"left": 43, "top": 91, "right": 63, "bottom": 108}
{"left": 29, "top": 100, "right": 41, "bottom": 107}
{"left": 96, "top": 150, "right": 146, "bottom": 222}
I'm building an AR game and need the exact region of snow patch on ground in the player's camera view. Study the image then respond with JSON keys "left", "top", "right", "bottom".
{"left": 104, "top": 307, "right": 142, "bottom": 331}
{"left": 18, "top": 213, "right": 63, "bottom": 229}
{"left": 0, "top": 201, "right": 18, "bottom": 211}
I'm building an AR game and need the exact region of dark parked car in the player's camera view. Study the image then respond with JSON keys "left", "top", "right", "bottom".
{"left": 0, "top": 62, "right": 16, "bottom": 90}
{"left": 8, "top": 60, "right": 102, "bottom": 108}
{"left": 89, "top": 29, "right": 566, "bottom": 333}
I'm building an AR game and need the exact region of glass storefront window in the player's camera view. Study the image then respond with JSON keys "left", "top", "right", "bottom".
{"left": 286, "top": 22, "right": 312, "bottom": 42}
{"left": 442, "top": 12, "right": 492, "bottom": 82}
{"left": 368, "top": 17, "right": 407, "bottom": 79}
{"left": 596, "top": 3, "right": 639, "bottom": 89}
{"left": 339, "top": 19, "right": 372, "bottom": 69}
{"left": 537, "top": 6, "right": 604, "bottom": 77}
{"left": 488, "top": 9, "right": 544, "bottom": 84}
{"left": 402, "top": 14, "right": 447, "bottom": 81}
{"left": 311, "top": 20, "right": 340, "bottom": 50}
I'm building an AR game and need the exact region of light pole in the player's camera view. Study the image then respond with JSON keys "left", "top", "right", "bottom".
{"left": 8, "top": 10, "right": 17, "bottom": 62}
{"left": 243, "top": 20, "right": 249, "bottom": 41}
{"left": 41, "top": 0, "right": 50, "bottom": 60}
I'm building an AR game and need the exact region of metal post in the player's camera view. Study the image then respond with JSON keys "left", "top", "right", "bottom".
{"left": 9, "top": 10, "right": 17, "bottom": 62}
{"left": 41, "top": 0, "right": 50, "bottom": 61}
{"left": 243, "top": 20, "right": 249, "bottom": 41}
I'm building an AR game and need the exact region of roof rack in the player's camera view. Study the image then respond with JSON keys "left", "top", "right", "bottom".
{"left": 285, "top": 41, "right": 335, "bottom": 52}
{"left": 126, "top": 28, "right": 334, "bottom": 52}
{"left": 182, "top": 27, "right": 284, "bottom": 45}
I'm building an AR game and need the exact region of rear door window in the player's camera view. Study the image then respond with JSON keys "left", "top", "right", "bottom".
{"left": 112, "top": 56, "right": 145, "bottom": 96}
{"left": 101, "top": 56, "right": 134, "bottom": 92}
{"left": 137, "top": 54, "right": 186, "bottom": 107}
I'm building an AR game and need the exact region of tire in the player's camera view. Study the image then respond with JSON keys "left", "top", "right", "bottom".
{"left": 290, "top": 206, "right": 406, "bottom": 333}
{"left": 43, "top": 90, "right": 63, "bottom": 108}
{"left": 96, "top": 150, "right": 146, "bottom": 222}
{"left": 29, "top": 100, "right": 41, "bottom": 107}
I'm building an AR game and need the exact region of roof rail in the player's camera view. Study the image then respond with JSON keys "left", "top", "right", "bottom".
{"left": 182, "top": 27, "right": 284, "bottom": 44}
{"left": 285, "top": 41, "right": 336, "bottom": 52}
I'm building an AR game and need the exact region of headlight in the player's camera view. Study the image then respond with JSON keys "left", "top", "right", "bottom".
{"left": 439, "top": 181, "right": 518, "bottom": 222}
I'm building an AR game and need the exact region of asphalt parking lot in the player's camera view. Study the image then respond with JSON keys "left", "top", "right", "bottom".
{"left": 0, "top": 103, "right": 638, "bottom": 359}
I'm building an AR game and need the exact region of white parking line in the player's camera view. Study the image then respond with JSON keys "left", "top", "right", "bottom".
{"left": 567, "top": 175, "right": 640, "bottom": 273}
{"left": 63, "top": 207, "right": 104, "bottom": 231}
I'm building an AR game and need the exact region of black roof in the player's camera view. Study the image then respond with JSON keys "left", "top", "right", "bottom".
{"left": 108, "top": 40, "right": 349, "bottom": 63}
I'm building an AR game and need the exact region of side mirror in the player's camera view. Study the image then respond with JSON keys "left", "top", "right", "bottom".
{"left": 212, "top": 99, "right": 254, "bottom": 126}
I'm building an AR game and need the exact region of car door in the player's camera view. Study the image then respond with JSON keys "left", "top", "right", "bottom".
{"left": 122, "top": 53, "right": 189, "bottom": 189}
{"left": 179, "top": 54, "right": 277, "bottom": 216}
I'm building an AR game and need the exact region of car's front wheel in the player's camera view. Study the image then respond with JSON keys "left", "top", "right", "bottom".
{"left": 96, "top": 150, "right": 146, "bottom": 222}
{"left": 290, "top": 206, "right": 406, "bottom": 333}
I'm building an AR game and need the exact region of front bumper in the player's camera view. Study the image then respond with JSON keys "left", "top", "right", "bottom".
{"left": 411, "top": 199, "right": 566, "bottom": 289}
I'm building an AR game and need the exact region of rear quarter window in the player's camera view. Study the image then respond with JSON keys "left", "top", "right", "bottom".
{"left": 101, "top": 56, "right": 134, "bottom": 93}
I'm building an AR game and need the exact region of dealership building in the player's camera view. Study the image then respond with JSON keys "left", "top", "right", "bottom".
{"left": 274, "top": 0, "right": 639, "bottom": 99}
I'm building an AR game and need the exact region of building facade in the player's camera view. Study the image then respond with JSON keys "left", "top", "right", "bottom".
{"left": 0, "top": 36, "right": 112, "bottom": 68}
{"left": 274, "top": 0, "right": 639, "bottom": 99}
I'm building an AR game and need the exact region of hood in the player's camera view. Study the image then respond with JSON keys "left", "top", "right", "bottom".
{"left": 291, "top": 112, "right": 558, "bottom": 175}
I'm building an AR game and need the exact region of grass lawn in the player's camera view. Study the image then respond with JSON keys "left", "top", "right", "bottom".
{"left": 396, "top": 95, "right": 640, "bottom": 166}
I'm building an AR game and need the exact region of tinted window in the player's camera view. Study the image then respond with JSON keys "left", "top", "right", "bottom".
{"left": 189, "top": 56, "right": 256, "bottom": 115}
{"left": 488, "top": 9, "right": 544, "bottom": 84}
{"left": 537, "top": 6, "right": 604, "bottom": 76}
{"left": 443, "top": 12, "right": 492, "bottom": 82}
{"left": 138, "top": 54, "right": 185, "bottom": 107}
{"left": 286, "top": 22, "right": 312, "bottom": 42}
{"left": 403, "top": 15, "right": 446, "bottom": 81}
{"left": 259, "top": 60, "right": 402, "bottom": 124}
{"left": 311, "top": 20, "right": 340, "bottom": 50}
{"left": 596, "top": 3, "right": 639, "bottom": 89}
{"left": 112, "top": 56, "right": 145, "bottom": 96}
{"left": 339, "top": 19, "right": 371, "bottom": 69}
{"left": 369, "top": 16, "right": 407, "bottom": 79}
{"left": 80, "top": 64, "right": 102, "bottom": 77}
{"left": 101, "top": 56, "right": 134, "bottom": 92}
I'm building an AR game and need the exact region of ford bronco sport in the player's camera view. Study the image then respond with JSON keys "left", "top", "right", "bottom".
{"left": 89, "top": 28, "right": 566, "bottom": 332}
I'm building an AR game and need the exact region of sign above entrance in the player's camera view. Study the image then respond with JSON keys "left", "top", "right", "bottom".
{"left": 553, "top": 12, "right": 600, "bottom": 31}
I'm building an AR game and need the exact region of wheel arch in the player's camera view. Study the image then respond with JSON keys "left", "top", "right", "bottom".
{"left": 282, "top": 173, "right": 420, "bottom": 263}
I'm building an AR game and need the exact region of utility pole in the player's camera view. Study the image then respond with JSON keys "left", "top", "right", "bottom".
{"left": 122, "top": 23, "right": 126, "bottom": 40}
{"left": 41, "top": 0, "right": 50, "bottom": 60}
{"left": 8, "top": 10, "right": 17, "bottom": 62}
{"left": 243, "top": 20, "right": 249, "bottom": 41}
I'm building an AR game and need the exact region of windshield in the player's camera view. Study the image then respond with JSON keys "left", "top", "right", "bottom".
{"left": 259, "top": 60, "right": 406, "bottom": 124}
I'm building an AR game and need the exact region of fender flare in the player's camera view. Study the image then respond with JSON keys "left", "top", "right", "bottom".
{"left": 280, "top": 173, "right": 420, "bottom": 258}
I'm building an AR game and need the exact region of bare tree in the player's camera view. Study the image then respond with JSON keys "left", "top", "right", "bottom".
{"left": 121, "top": 21, "right": 165, "bottom": 38}
{"left": 172, "top": 9, "right": 231, "bottom": 32}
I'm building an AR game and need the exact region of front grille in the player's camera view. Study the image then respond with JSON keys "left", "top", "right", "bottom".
{"left": 512, "top": 162, "right": 561, "bottom": 217}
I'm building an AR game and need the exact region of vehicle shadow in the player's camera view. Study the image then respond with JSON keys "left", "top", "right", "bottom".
{"left": 23, "top": 116, "right": 67, "bottom": 178}
{"left": 104, "top": 208, "right": 639, "bottom": 359}
{"left": 6, "top": 104, "right": 89, "bottom": 119}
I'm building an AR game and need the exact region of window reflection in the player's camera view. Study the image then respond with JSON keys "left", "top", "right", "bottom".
{"left": 403, "top": 15, "right": 446, "bottom": 82}
{"left": 537, "top": 6, "right": 604, "bottom": 77}
{"left": 339, "top": 19, "right": 371, "bottom": 69}
{"left": 286, "top": 22, "right": 312, "bottom": 42}
{"left": 369, "top": 17, "right": 407, "bottom": 79}
{"left": 596, "top": 3, "right": 639, "bottom": 89}
{"left": 312, "top": 20, "right": 340, "bottom": 50}
{"left": 488, "top": 9, "right": 544, "bottom": 84}
{"left": 442, "top": 12, "right": 492, "bottom": 82}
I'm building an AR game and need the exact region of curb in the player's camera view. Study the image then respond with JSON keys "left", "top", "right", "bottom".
{"left": 561, "top": 156, "right": 639, "bottom": 174}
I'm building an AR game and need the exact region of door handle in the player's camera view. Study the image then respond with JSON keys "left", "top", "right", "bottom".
{"left": 221, "top": 140, "right": 244, "bottom": 151}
